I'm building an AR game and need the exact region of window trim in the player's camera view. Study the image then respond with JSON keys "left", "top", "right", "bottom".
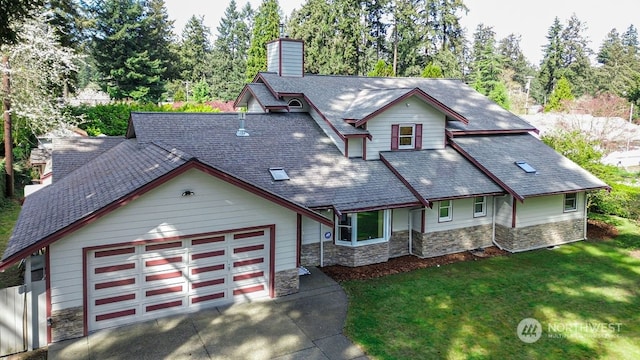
{"left": 336, "top": 210, "right": 391, "bottom": 247}
{"left": 391, "top": 123, "right": 422, "bottom": 150}
{"left": 438, "top": 200, "right": 452, "bottom": 222}
{"left": 288, "top": 98, "right": 303, "bottom": 109}
{"left": 473, "top": 196, "right": 487, "bottom": 217}
{"left": 564, "top": 193, "right": 577, "bottom": 212}
{"left": 398, "top": 124, "right": 415, "bottom": 149}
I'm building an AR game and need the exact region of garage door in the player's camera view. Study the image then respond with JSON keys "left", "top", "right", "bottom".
{"left": 86, "top": 228, "right": 271, "bottom": 331}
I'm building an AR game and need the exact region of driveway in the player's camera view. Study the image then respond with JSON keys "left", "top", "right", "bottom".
{"left": 47, "top": 268, "right": 367, "bottom": 360}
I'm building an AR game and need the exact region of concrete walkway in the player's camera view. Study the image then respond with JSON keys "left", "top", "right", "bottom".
{"left": 47, "top": 268, "right": 368, "bottom": 360}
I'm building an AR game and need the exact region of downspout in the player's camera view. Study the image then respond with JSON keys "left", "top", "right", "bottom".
{"left": 319, "top": 222, "right": 324, "bottom": 267}
{"left": 583, "top": 192, "right": 588, "bottom": 240}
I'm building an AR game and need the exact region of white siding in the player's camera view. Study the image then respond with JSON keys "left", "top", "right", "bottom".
{"left": 494, "top": 195, "right": 513, "bottom": 227}
{"left": 366, "top": 96, "right": 445, "bottom": 160}
{"left": 392, "top": 208, "right": 410, "bottom": 231}
{"left": 48, "top": 169, "right": 300, "bottom": 312}
{"left": 266, "top": 42, "right": 279, "bottom": 73}
{"left": 516, "top": 193, "right": 585, "bottom": 227}
{"left": 347, "top": 137, "right": 363, "bottom": 158}
{"left": 247, "top": 97, "right": 264, "bottom": 113}
{"left": 280, "top": 41, "right": 303, "bottom": 77}
{"left": 425, "top": 197, "right": 494, "bottom": 233}
{"left": 302, "top": 209, "right": 334, "bottom": 245}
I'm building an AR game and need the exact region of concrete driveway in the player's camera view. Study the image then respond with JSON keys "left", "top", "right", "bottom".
{"left": 47, "top": 268, "right": 367, "bottom": 360}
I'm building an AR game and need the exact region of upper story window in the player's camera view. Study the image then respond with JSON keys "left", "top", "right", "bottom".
{"left": 473, "top": 196, "right": 487, "bottom": 217}
{"left": 288, "top": 98, "right": 303, "bottom": 109}
{"left": 564, "top": 193, "right": 577, "bottom": 212}
{"left": 337, "top": 210, "right": 390, "bottom": 246}
{"left": 391, "top": 124, "right": 422, "bottom": 150}
{"left": 438, "top": 200, "right": 452, "bottom": 222}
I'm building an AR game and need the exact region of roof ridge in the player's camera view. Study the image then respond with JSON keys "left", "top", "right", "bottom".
{"left": 149, "top": 141, "right": 195, "bottom": 162}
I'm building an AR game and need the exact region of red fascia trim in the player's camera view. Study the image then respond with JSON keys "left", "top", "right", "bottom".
{"left": 46, "top": 247, "right": 52, "bottom": 343}
{"left": 354, "top": 88, "right": 468, "bottom": 127}
{"left": 448, "top": 140, "right": 524, "bottom": 202}
{"left": 296, "top": 214, "right": 302, "bottom": 268}
{"left": 446, "top": 129, "right": 536, "bottom": 138}
{"left": 427, "top": 192, "right": 506, "bottom": 203}
{"left": 521, "top": 187, "right": 610, "bottom": 199}
{"left": 379, "top": 155, "right": 430, "bottom": 208}
{"left": 269, "top": 225, "right": 276, "bottom": 298}
{"left": 339, "top": 202, "right": 423, "bottom": 213}
{"left": 303, "top": 95, "right": 347, "bottom": 142}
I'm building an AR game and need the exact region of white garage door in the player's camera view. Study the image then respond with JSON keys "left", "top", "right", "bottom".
{"left": 87, "top": 228, "right": 271, "bottom": 331}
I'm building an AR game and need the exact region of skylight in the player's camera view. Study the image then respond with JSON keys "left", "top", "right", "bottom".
{"left": 515, "top": 161, "right": 536, "bottom": 173}
{"left": 269, "top": 167, "right": 290, "bottom": 181}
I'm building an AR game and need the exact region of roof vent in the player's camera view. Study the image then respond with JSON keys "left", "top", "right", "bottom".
{"left": 515, "top": 161, "right": 536, "bottom": 174}
{"left": 236, "top": 112, "right": 249, "bottom": 137}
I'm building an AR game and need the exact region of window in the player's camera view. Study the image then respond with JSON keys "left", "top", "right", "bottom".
{"left": 438, "top": 200, "right": 452, "bottom": 222}
{"left": 515, "top": 161, "right": 536, "bottom": 173}
{"left": 337, "top": 210, "right": 390, "bottom": 245}
{"left": 391, "top": 124, "right": 422, "bottom": 150}
{"left": 564, "top": 193, "right": 577, "bottom": 212}
{"left": 269, "top": 167, "right": 289, "bottom": 181}
{"left": 398, "top": 125, "right": 415, "bottom": 149}
{"left": 473, "top": 196, "right": 486, "bottom": 217}
{"left": 288, "top": 98, "right": 303, "bottom": 109}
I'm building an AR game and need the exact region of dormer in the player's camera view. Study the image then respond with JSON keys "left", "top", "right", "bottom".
{"left": 266, "top": 38, "right": 304, "bottom": 77}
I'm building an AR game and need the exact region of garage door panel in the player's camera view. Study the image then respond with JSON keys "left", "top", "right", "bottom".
{"left": 88, "top": 227, "right": 271, "bottom": 332}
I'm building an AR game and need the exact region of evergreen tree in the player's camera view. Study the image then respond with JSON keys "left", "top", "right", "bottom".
{"left": 88, "top": 0, "right": 173, "bottom": 102}
{"left": 421, "top": 63, "right": 443, "bottom": 78}
{"left": 545, "top": 76, "right": 574, "bottom": 112}
{"left": 392, "top": 0, "right": 425, "bottom": 76}
{"left": 246, "top": 0, "right": 281, "bottom": 81}
{"left": 368, "top": 59, "right": 394, "bottom": 77}
{"left": 539, "top": 17, "right": 565, "bottom": 97}
{"left": 145, "top": 0, "right": 179, "bottom": 81}
{"left": 595, "top": 28, "right": 637, "bottom": 95}
{"left": 192, "top": 79, "right": 211, "bottom": 102}
{"left": 179, "top": 15, "right": 212, "bottom": 83}
{"left": 0, "top": 0, "right": 44, "bottom": 46}
{"left": 469, "top": 24, "right": 509, "bottom": 109}
{"left": 560, "top": 14, "right": 593, "bottom": 96}
{"left": 288, "top": 0, "right": 335, "bottom": 74}
{"left": 363, "top": 0, "right": 390, "bottom": 63}
{"left": 427, "top": 0, "right": 468, "bottom": 55}
{"left": 211, "top": 0, "right": 252, "bottom": 100}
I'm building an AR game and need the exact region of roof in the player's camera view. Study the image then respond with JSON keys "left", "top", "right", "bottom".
{"left": 129, "top": 112, "right": 419, "bottom": 212}
{"left": 450, "top": 134, "right": 609, "bottom": 200}
{"left": 29, "top": 148, "right": 51, "bottom": 165}
{"left": 3, "top": 140, "right": 191, "bottom": 264}
{"left": 237, "top": 83, "right": 288, "bottom": 111}
{"left": 253, "top": 73, "right": 536, "bottom": 136}
{"left": 52, "top": 137, "right": 126, "bottom": 181}
{"left": 381, "top": 148, "right": 504, "bottom": 203}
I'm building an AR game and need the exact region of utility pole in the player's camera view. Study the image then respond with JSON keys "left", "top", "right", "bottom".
{"left": 2, "top": 54, "right": 14, "bottom": 198}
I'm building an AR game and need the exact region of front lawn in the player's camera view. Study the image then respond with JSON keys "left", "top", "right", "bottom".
{"left": 0, "top": 200, "right": 23, "bottom": 288}
{"left": 343, "top": 217, "right": 640, "bottom": 360}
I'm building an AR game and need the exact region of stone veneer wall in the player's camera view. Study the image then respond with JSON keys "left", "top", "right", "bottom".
{"left": 274, "top": 268, "right": 299, "bottom": 297}
{"left": 50, "top": 306, "right": 83, "bottom": 342}
{"left": 300, "top": 230, "right": 412, "bottom": 268}
{"left": 495, "top": 219, "right": 585, "bottom": 251}
{"left": 413, "top": 224, "right": 493, "bottom": 258}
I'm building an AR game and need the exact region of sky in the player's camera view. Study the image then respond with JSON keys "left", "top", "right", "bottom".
{"left": 164, "top": 0, "right": 639, "bottom": 65}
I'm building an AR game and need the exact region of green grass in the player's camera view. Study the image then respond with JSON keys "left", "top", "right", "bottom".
{"left": 343, "top": 217, "right": 640, "bottom": 360}
{"left": 0, "top": 200, "right": 23, "bottom": 288}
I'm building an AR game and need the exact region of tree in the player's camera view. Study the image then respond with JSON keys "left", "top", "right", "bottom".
{"left": 539, "top": 17, "right": 565, "bottom": 98}
{"left": 178, "top": 15, "right": 212, "bottom": 83}
{"left": 88, "top": 0, "right": 174, "bottom": 102}
{"left": 368, "top": 59, "right": 394, "bottom": 77}
{"left": 1, "top": 0, "right": 45, "bottom": 197}
{"left": 469, "top": 24, "right": 509, "bottom": 109}
{"left": 192, "top": 79, "right": 211, "bottom": 102}
{"left": 559, "top": 14, "right": 593, "bottom": 96}
{"left": 246, "top": 0, "right": 281, "bottom": 81}
{"left": 596, "top": 27, "right": 639, "bottom": 96}
{"left": 421, "top": 63, "right": 443, "bottom": 78}
{"left": 545, "top": 76, "right": 574, "bottom": 112}
{"left": 211, "top": 0, "right": 252, "bottom": 100}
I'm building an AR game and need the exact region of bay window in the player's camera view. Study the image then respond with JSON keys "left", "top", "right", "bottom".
{"left": 337, "top": 210, "right": 391, "bottom": 246}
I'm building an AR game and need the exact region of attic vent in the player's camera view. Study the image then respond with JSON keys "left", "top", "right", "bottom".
{"left": 269, "top": 167, "right": 289, "bottom": 181}
{"left": 236, "top": 112, "right": 249, "bottom": 137}
{"left": 515, "top": 161, "right": 536, "bottom": 173}
{"left": 288, "top": 98, "right": 303, "bottom": 108}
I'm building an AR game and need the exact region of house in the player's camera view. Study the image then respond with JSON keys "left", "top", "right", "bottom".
{"left": 0, "top": 37, "right": 608, "bottom": 344}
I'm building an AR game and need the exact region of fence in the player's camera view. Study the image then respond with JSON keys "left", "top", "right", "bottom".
{"left": 0, "top": 270, "right": 46, "bottom": 357}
